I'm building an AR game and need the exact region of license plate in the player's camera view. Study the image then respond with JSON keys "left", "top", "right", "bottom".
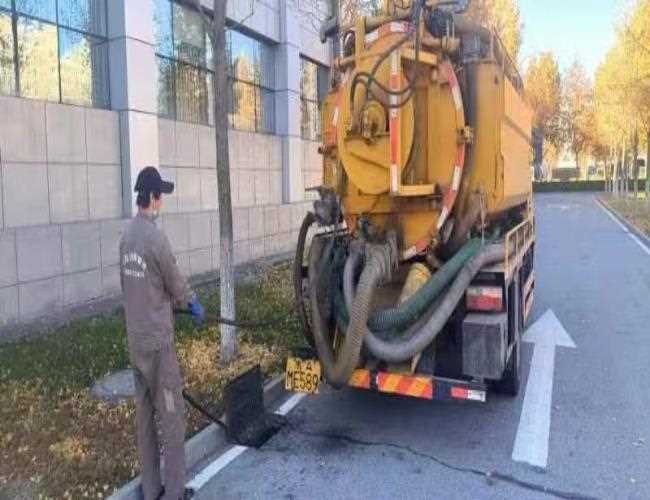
{"left": 285, "top": 357, "right": 321, "bottom": 394}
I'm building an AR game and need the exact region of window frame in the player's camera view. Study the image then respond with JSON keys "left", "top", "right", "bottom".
{"left": 300, "top": 56, "right": 328, "bottom": 141}
{"left": 227, "top": 28, "right": 275, "bottom": 134}
{"left": 154, "top": 0, "right": 212, "bottom": 125}
{"left": 154, "top": 0, "right": 276, "bottom": 133}
{"left": 0, "top": 0, "right": 111, "bottom": 108}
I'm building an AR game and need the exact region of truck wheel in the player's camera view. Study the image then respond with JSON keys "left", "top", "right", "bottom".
{"left": 493, "top": 273, "right": 521, "bottom": 396}
{"left": 494, "top": 335, "right": 520, "bottom": 396}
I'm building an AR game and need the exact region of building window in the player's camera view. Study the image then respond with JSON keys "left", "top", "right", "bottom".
{"left": 0, "top": 0, "right": 110, "bottom": 108}
{"left": 153, "top": 0, "right": 276, "bottom": 133}
{"left": 227, "top": 29, "right": 275, "bottom": 134}
{"left": 300, "top": 57, "right": 328, "bottom": 141}
{"left": 154, "top": 0, "right": 212, "bottom": 125}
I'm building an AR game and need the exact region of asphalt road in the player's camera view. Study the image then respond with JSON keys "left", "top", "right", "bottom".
{"left": 194, "top": 193, "right": 650, "bottom": 500}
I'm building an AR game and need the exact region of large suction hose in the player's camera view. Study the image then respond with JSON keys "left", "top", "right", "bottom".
{"left": 363, "top": 244, "right": 506, "bottom": 362}
{"left": 343, "top": 239, "right": 482, "bottom": 333}
{"left": 340, "top": 242, "right": 505, "bottom": 362}
{"left": 309, "top": 237, "right": 394, "bottom": 387}
{"left": 294, "top": 212, "right": 317, "bottom": 347}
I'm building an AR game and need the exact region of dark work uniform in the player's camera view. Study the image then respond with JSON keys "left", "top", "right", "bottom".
{"left": 120, "top": 212, "right": 192, "bottom": 500}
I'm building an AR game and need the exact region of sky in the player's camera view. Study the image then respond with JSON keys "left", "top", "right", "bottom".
{"left": 518, "top": 0, "right": 625, "bottom": 78}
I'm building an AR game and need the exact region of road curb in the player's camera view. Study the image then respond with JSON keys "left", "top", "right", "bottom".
{"left": 108, "top": 375, "right": 288, "bottom": 500}
{"left": 597, "top": 197, "right": 650, "bottom": 248}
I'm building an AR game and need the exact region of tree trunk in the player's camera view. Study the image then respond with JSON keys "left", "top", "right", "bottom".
{"left": 211, "top": 0, "right": 237, "bottom": 363}
{"left": 646, "top": 129, "right": 650, "bottom": 203}
{"left": 616, "top": 146, "right": 622, "bottom": 196}
{"left": 633, "top": 129, "right": 639, "bottom": 200}
{"left": 607, "top": 155, "right": 613, "bottom": 192}
{"left": 612, "top": 151, "right": 616, "bottom": 195}
{"left": 607, "top": 158, "right": 614, "bottom": 193}
{"left": 634, "top": 152, "right": 639, "bottom": 200}
{"left": 623, "top": 143, "right": 628, "bottom": 198}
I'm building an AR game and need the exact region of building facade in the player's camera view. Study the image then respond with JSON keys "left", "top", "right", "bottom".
{"left": 0, "top": 0, "right": 330, "bottom": 331}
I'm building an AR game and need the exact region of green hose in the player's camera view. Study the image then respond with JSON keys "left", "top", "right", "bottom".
{"left": 371, "top": 238, "right": 481, "bottom": 331}
{"left": 340, "top": 238, "right": 482, "bottom": 334}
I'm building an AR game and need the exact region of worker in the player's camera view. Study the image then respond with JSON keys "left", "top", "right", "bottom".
{"left": 120, "top": 166, "right": 205, "bottom": 500}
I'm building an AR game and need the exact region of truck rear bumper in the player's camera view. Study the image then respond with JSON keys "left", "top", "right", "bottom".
{"left": 348, "top": 369, "right": 487, "bottom": 403}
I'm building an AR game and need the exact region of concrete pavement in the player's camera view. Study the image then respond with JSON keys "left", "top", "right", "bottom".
{"left": 188, "top": 193, "right": 650, "bottom": 500}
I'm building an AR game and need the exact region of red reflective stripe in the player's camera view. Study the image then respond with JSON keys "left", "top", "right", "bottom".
{"left": 375, "top": 372, "right": 434, "bottom": 399}
{"left": 389, "top": 116, "right": 399, "bottom": 164}
{"left": 415, "top": 238, "right": 429, "bottom": 253}
{"left": 455, "top": 144, "right": 466, "bottom": 167}
{"left": 421, "top": 381, "right": 434, "bottom": 400}
{"left": 349, "top": 369, "right": 371, "bottom": 389}
{"left": 446, "top": 63, "right": 459, "bottom": 89}
{"left": 397, "top": 376, "right": 415, "bottom": 395}
{"left": 442, "top": 189, "right": 455, "bottom": 209}
{"left": 436, "top": 62, "right": 466, "bottom": 231}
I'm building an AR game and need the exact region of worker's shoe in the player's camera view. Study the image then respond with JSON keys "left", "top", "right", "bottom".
{"left": 154, "top": 487, "right": 194, "bottom": 500}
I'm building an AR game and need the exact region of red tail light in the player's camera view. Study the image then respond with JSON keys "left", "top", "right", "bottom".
{"left": 466, "top": 286, "right": 503, "bottom": 312}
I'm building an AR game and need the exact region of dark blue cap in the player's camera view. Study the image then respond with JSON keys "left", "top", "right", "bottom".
{"left": 134, "top": 166, "right": 174, "bottom": 195}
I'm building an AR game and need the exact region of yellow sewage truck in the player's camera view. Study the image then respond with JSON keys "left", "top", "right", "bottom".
{"left": 287, "top": 0, "right": 535, "bottom": 403}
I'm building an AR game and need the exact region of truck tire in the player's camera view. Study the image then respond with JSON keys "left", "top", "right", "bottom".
{"left": 495, "top": 333, "right": 520, "bottom": 396}
{"left": 493, "top": 272, "right": 521, "bottom": 396}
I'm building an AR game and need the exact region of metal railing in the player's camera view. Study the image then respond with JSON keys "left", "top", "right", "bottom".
{"left": 504, "top": 217, "right": 534, "bottom": 280}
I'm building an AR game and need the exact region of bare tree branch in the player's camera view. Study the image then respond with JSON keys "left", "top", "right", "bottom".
{"left": 228, "top": 0, "right": 258, "bottom": 29}
{"left": 288, "top": 0, "right": 332, "bottom": 34}
{"left": 186, "top": 0, "right": 258, "bottom": 40}
{"left": 187, "top": 0, "right": 216, "bottom": 35}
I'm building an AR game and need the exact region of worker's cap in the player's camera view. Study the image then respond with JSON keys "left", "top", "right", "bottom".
{"left": 134, "top": 166, "right": 174, "bottom": 195}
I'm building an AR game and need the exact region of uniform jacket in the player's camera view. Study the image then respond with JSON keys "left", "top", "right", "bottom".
{"left": 119, "top": 212, "right": 192, "bottom": 351}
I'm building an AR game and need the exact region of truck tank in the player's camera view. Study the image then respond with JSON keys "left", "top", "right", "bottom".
{"left": 294, "top": 0, "right": 534, "bottom": 390}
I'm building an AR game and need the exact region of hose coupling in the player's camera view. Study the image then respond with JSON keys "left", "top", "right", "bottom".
{"left": 363, "top": 231, "right": 399, "bottom": 284}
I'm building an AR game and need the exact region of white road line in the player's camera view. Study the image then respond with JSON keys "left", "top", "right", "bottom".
{"left": 186, "top": 392, "right": 307, "bottom": 493}
{"left": 187, "top": 445, "right": 248, "bottom": 491}
{"left": 512, "top": 343, "right": 555, "bottom": 468}
{"left": 275, "top": 393, "right": 307, "bottom": 416}
{"left": 598, "top": 201, "right": 650, "bottom": 256}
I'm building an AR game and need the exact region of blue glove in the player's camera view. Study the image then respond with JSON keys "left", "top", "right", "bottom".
{"left": 189, "top": 293, "right": 205, "bottom": 327}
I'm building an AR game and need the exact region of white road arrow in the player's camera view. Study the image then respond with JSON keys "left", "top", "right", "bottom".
{"left": 512, "top": 309, "right": 576, "bottom": 469}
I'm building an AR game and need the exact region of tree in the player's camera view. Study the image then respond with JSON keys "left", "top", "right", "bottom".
{"left": 524, "top": 52, "right": 562, "bottom": 177}
{"left": 466, "top": 0, "right": 522, "bottom": 60}
{"left": 562, "top": 60, "right": 595, "bottom": 179}
{"left": 594, "top": 41, "right": 633, "bottom": 194}
{"left": 593, "top": 0, "right": 650, "bottom": 197}
{"left": 338, "top": 0, "right": 382, "bottom": 24}
{"left": 623, "top": 0, "right": 650, "bottom": 201}
{"left": 185, "top": 0, "right": 332, "bottom": 362}
{"left": 188, "top": 0, "right": 246, "bottom": 363}
{"left": 0, "top": 15, "right": 14, "bottom": 94}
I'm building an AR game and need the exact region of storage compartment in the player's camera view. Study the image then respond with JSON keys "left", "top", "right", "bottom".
{"left": 462, "top": 312, "right": 508, "bottom": 379}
